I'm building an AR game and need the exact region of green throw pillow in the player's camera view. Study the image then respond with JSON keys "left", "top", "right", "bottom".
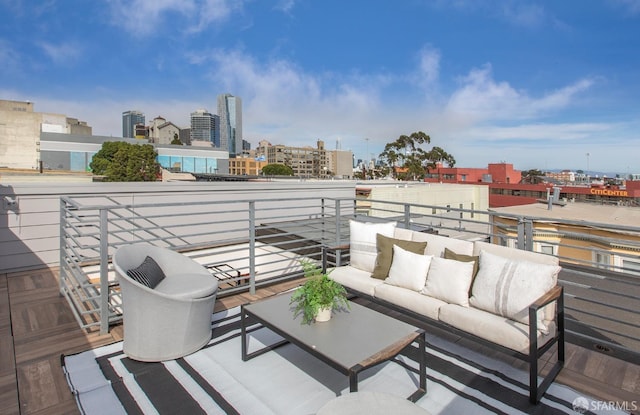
{"left": 443, "top": 248, "right": 479, "bottom": 295}
{"left": 371, "top": 234, "right": 427, "bottom": 279}
{"left": 443, "top": 248, "right": 479, "bottom": 277}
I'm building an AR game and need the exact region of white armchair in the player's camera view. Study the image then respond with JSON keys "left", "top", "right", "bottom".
{"left": 113, "top": 243, "right": 219, "bottom": 362}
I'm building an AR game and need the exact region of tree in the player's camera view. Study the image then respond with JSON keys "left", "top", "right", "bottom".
{"left": 170, "top": 133, "right": 182, "bottom": 145}
{"left": 521, "top": 169, "right": 544, "bottom": 184}
{"left": 378, "top": 131, "right": 455, "bottom": 180}
{"left": 262, "top": 163, "right": 294, "bottom": 176}
{"left": 90, "top": 141, "right": 160, "bottom": 182}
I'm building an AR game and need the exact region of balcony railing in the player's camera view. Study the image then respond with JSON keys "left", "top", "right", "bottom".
{"left": 59, "top": 194, "right": 640, "bottom": 364}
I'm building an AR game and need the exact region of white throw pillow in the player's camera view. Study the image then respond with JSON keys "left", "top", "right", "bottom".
{"left": 469, "top": 250, "right": 561, "bottom": 333}
{"left": 422, "top": 256, "right": 475, "bottom": 307}
{"left": 349, "top": 220, "right": 396, "bottom": 273}
{"left": 385, "top": 245, "right": 432, "bottom": 291}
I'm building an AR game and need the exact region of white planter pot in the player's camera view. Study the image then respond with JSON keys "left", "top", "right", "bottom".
{"left": 315, "top": 306, "right": 332, "bottom": 322}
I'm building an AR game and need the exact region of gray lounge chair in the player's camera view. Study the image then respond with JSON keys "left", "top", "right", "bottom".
{"left": 113, "top": 243, "right": 218, "bottom": 361}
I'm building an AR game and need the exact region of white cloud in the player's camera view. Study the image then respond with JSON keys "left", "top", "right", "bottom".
{"left": 0, "top": 39, "right": 20, "bottom": 69}
{"left": 416, "top": 45, "right": 440, "bottom": 90}
{"left": 38, "top": 41, "right": 83, "bottom": 65}
{"left": 275, "top": 0, "right": 297, "bottom": 14}
{"left": 611, "top": 0, "right": 640, "bottom": 15}
{"left": 105, "top": 0, "right": 240, "bottom": 36}
{"left": 500, "top": 2, "right": 546, "bottom": 27}
{"left": 433, "top": 0, "right": 556, "bottom": 28}
{"left": 445, "top": 64, "right": 594, "bottom": 122}
{"left": 198, "top": 48, "right": 389, "bottom": 144}
{"left": 465, "top": 122, "right": 613, "bottom": 141}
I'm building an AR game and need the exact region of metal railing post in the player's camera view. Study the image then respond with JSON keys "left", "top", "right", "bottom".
{"left": 249, "top": 201, "right": 256, "bottom": 295}
{"left": 517, "top": 218, "right": 526, "bottom": 250}
{"left": 404, "top": 204, "right": 411, "bottom": 229}
{"left": 524, "top": 218, "right": 534, "bottom": 252}
{"left": 99, "top": 208, "right": 110, "bottom": 335}
{"left": 59, "top": 199, "right": 66, "bottom": 295}
{"left": 335, "top": 199, "right": 342, "bottom": 267}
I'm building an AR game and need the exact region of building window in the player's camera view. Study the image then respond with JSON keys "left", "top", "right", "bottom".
{"left": 594, "top": 251, "right": 611, "bottom": 270}
{"left": 537, "top": 243, "right": 555, "bottom": 256}
{"left": 622, "top": 258, "right": 640, "bottom": 275}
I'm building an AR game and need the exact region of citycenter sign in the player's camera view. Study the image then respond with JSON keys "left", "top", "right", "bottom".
{"left": 590, "top": 188, "right": 629, "bottom": 197}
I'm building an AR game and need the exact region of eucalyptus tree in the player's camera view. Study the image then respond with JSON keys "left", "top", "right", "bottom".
{"left": 378, "top": 131, "right": 455, "bottom": 180}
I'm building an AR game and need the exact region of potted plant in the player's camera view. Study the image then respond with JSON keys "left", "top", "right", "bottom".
{"left": 290, "top": 259, "right": 349, "bottom": 324}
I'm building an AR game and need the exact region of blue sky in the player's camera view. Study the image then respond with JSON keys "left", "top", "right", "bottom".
{"left": 1, "top": 0, "right": 639, "bottom": 174}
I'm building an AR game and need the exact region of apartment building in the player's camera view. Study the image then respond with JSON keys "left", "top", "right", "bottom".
{"left": 228, "top": 156, "right": 267, "bottom": 176}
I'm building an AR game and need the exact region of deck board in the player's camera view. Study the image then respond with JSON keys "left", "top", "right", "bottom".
{"left": 2, "top": 267, "right": 639, "bottom": 414}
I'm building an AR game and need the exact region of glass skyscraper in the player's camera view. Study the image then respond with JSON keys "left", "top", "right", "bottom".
{"left": 122, "top": 110, "right": 145, "bottom": 138}
{"left": 217, "top": 94, "right": 242, "bottom": 157}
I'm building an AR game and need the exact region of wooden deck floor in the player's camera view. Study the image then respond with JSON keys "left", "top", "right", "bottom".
{"left": 1, "top": 267, "right": 639, "bottom": 415}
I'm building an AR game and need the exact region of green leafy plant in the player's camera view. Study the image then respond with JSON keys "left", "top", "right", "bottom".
{"left": 290, "top": 259, "right": 349, "bottom": 324}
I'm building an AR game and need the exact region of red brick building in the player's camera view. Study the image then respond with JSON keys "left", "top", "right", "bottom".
{"left": 423, "top": 162, "right": 640, "bottom": 207}
{"left": 424, "top": 162, "right": 521, "bottom": 184}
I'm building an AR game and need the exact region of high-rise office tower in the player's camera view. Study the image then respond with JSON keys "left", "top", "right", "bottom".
{"left": 217, "top": 93, "right": 242, "bottom": 157}
{"left": 190, "top": 109, "right": 219, "bottom": 146}
{"left": 122, "top": 110, "right": 145, "bottom": 138}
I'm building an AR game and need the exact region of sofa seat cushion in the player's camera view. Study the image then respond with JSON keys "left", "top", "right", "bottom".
{"left": 350, "top": 220, "right": 397, "bottom": 273}
{"left": 155, "top": 273, "right": 218, "bottom": 299}
{"left": 329, "top": 265, "right": 384, "bottom": 297}
{"left": 374, "top": 283, "right": 445, "bottom": 320}
{"left": 439, "top": 304, "right": 557, "bottom": 354}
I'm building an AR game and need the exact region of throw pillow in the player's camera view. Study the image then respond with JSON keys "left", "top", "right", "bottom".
{"left": 443, "top": 247, "right": 480, "bottom": 296}
{"left": 371, "top": 234, "right": 427, "bottom": 279}
{"left": 443, "top": 248, "right": 479, "bottom": 277}
{"left": 126, "top": 255, "right": 166, "bottom": 289}
{"left": 385, "top": 245, "right": 432, "bottom": 291}
{"left": 349, "top": 220, "right": 396, "bottom": 273}
{"left": 422, "top": 256, "right": 475, "bottom": 307}
{"left": 469, "top": 250, "right": 561, "bottom": 333}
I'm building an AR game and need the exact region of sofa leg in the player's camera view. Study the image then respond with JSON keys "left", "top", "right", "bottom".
{"left": 529, "top": 327, "right": 565, "bottom": 403}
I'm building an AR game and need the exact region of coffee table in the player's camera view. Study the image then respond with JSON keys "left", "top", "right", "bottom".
{"left": 241, "top": 293, "right": 426, "bottom": 401}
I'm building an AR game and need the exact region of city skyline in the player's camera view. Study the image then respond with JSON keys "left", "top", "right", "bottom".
{"left": 1, "top": 1, "right": 639, "bottom": 173}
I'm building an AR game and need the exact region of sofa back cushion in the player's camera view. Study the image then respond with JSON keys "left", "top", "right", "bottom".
{"left": 371, "top": 234, "right": 428, "bottom": 279}
{"left": 392, "top": 227, "right": 414, "bottom": 241}
{"left": 410, "top": 232, "right": 474, "bottom": 257}
{"left": 350, "top": 220, "right": 396, "bottom": 273}
{"left": 472, "top": 241, "right": 559, "bottom": 266}
{"left": 469, "top": 250, "right": 561, "bottom": 333}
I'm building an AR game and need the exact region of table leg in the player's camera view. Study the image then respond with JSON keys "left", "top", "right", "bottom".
{"left": 349, "top": 371, "right": 359, "bottom": 392}
{"left": 418, "top": 331, "right": 426, "bottom": 393}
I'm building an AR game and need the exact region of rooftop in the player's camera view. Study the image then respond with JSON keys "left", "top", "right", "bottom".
{"left": 492, "top": 202, "right": 640, "bottom": 227}
{"left": 2, "top": 267, "right": 638, "bottom": 414}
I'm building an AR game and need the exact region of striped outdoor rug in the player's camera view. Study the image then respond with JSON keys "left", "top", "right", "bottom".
{"left": 62, "top": 307, "right": 624, "bottom": 415}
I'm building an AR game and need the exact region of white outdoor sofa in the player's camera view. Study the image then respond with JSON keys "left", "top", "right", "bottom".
{"left": 113, "top": 243, "right": 219, "bottom": 362}
{"left": 326, "top": 220, "right": 565, "bottom": 404}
